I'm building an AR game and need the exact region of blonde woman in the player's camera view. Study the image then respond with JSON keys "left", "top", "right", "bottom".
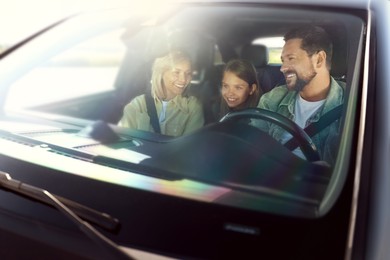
{"left": 118, "top": 50, "right": 204, "bottom": 136}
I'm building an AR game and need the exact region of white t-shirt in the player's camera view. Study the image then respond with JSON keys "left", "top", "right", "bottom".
{"left": 281, "top": 94, "right": 325, "bottom": 159}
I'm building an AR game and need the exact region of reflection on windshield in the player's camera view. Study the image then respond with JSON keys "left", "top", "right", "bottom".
{"left": 0, "top": 4, "right": 365, "bottom": 218}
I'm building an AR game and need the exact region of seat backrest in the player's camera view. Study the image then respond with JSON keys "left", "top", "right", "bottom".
{"left": 240, "top": 44, "right": 285, "bottom": 93}
{"left": 260, "top": 65, "right": 286, "bottom": 93}
{"left": 241, "top": 44, "right": 268, "bottom": 69}
{"left": 195, "top": 63, "right": 225, "bottom": 124}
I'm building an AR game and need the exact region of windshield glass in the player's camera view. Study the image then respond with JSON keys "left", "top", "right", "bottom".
{"left": 1, "top": 3, "right": 365, "bottom": 218}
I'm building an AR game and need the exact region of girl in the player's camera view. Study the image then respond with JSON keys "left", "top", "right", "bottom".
{"left": 219, "top": 59, "right": 261, "bottom": 118}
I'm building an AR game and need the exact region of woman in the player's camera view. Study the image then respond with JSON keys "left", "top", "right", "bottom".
{"left": 218, "top": 59, "right": 261, "bottom": 119}
{"left": 118, "top": 50, "right": 204, "bottom": 136}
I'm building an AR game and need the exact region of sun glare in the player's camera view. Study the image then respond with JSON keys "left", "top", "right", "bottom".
{"left": 0, "top": 0, "right": 126, "bottom": 46}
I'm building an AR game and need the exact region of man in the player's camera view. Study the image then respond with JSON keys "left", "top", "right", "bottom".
{"left": 257, "top": 25, "right": 344, "bottom": 165}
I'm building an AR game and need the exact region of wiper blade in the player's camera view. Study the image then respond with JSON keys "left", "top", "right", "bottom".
{"left": 0, "top": 171, "right": 134, "bottom": 260}
{"left": 0, "top": 171, "right": 119, "bottom": 231}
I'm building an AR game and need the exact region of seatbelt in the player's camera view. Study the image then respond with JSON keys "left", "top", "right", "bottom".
{"left": 145, "top": 92, "right": 161, "bottom": 134}
{"left": 284, "top": 104, "right": 343, "bottom": 151}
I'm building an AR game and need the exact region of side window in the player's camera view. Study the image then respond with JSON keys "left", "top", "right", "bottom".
{"left": 5, "top": 29, "right": 126, "bottom": 111}
{"left": 252, "top": 36, "right": 284, "bottom": 64}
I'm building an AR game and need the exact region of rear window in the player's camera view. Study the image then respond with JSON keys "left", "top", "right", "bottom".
{"left": 252, "top": 36, "right": 284, "bottom": 64}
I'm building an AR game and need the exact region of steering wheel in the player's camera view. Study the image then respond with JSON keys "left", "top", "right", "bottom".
{"left": 219, "top": 108, "right": 320, "bottom": 161}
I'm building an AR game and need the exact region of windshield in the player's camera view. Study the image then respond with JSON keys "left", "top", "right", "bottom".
{"left": 0, "top": 3, "right": 366, "bottom": 218}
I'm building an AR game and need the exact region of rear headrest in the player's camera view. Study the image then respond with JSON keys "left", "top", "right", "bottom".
{"left": 241, "top": 44, "right": 269, "bottom": 68}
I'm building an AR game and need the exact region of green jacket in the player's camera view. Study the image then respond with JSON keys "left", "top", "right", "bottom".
{"left": 257, "top": 77, "right": 344, "bottom": 165}
{"left": 118, "top": 94, "right": 204, "bottom": 137}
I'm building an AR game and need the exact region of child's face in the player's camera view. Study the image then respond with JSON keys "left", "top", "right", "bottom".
{"left": 221, "top": 71, "right": 254, "bottom": 109}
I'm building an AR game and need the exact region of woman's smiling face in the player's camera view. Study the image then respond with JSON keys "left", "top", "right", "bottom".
{"left": 162, "top": 60, "right": 192, "bottom": 100}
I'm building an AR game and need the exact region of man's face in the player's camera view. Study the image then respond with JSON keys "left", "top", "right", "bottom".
{"left": 280, "top": 38, "right": 317, "bottom": 91}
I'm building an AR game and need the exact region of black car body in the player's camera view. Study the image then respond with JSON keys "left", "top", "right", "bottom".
{"left": 0, "top": 0, "right": 389, "bottom": 259}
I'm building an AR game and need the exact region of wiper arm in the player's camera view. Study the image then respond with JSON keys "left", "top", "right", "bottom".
{"left": 0, "top": 171, "right": 134, "bottom": 260}
{"left": 0, "top": 171, "right": 119, "bottom": 232}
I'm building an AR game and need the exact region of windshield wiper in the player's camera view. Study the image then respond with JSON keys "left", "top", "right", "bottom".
{"left": 0, "top": 171, "right": 134, "bottom": 260}
{"left": 0, "top": 171, "right": 118, "bottom": 231}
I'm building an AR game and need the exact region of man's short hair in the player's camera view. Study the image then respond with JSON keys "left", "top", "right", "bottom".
{"left": 284, "top": 25, "right": 333, "bottom": 69}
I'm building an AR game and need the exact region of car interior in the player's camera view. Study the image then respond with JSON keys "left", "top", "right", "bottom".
{"left": 1, "top": 3, "right": 363, "bottom": 203}
{"left": 0, "top": 3, "right": 367, "bottom": 258}
{"left": 16, "top": 7, "right": 349, "bottom": 122}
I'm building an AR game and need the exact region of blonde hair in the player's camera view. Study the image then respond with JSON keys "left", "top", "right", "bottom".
{"left": 151, "top": 50, "right": 192, "bottom": 100}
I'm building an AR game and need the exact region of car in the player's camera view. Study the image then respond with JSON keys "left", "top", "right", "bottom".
{"left": 0, "top": 0, "right": 389, "bottom": 259}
